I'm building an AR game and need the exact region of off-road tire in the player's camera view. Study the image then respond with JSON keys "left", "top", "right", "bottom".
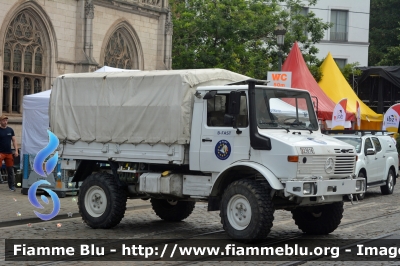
{"left": 220, "top": 179, "right": 274, "bottom": 243}
{"left": 357, "top": 172, "right": 366, "bottom": 200}
{"left": 78, "top": 172, "right": 127, "bottom": 229}
{"left": 291, "top": 202, "right": 343, "bottom": 235}
{"left": 381, "top": 169, "right": 395, "bottom": 195}
{"left": 151, "top": 199, "right": 195, "bottom": 222}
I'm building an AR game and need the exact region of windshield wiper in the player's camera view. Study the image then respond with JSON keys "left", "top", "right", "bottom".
{"left": 263, "top": 122, "right": 290, "bottom": 133}
{"left": 292, "top": 124, "right": 313, "bottom": 133}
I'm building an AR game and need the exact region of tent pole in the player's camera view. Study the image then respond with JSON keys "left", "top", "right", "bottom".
{"left": 378, "top": 77, "right": 383, "bottom": 114}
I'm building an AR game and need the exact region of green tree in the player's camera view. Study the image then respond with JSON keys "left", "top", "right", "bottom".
{"left": 339, "top": 62, "right": 362, "bottom": 86}
{"left": 170, "top": 0, "right": 330, "bottom": 79}
{"left": 369, "top": 0, "right": 400, "bottom": 66}
{"left": 377, "top": 26, "right": 400, "bottom": 66}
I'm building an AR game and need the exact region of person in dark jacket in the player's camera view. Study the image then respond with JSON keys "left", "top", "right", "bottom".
{"left": 0, "top": 115, "right": 19, "bottom": 191}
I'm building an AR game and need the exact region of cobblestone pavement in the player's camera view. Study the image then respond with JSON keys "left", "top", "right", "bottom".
{"left": 1, "top": 182, "right": 400, "bottom": 265}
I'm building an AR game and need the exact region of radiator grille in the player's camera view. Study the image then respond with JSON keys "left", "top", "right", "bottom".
{"left": 298, "top": 155, "right": 355, "bottom": 176}
{"left": 334, "top": 148, "right": 354, "bottom": 154}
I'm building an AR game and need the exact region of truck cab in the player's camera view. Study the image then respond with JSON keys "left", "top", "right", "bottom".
{"left": 190, "top": 80, "right": 362, "bottom": 204}
{"left": 184, "top": 79, "right": 364, "bottom": 240}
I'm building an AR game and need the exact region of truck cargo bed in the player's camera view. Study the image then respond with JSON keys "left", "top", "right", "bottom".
{"left": 59, "top": 141, "right": 188, "bottom": 165}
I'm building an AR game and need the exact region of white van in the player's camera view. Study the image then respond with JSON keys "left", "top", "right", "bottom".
{"left": 329, "top": 131, "right": 398, "bottom": 200}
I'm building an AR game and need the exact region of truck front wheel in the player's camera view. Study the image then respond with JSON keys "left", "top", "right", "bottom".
{"left": 220, "top": 179, "right": 274, "bottom": 243}
{"left": 291, "top": 202, "right": 343, "bottom": 235}
{"left": 151, "top": 199, "right": 195, "bottom": 222}
{"left": 78, "top": 172, "right": 127, "bottom": 228}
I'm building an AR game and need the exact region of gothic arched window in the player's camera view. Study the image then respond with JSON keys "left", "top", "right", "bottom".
{"left": 24, "top": 46, "right": 33, "bottom": 73}
{"left": 4, "top": 43, "right": 11, "bottom": 71}
{"left": 34, "top": 79, "right": 42, "bottom": 94}
{"left": 24, "top": 78, "right": 31, "bottom": 95}
{"left": 13, "top": 44, "right": 22, "bottom": 72}
{"left": 2, "top": 11, "right": 46, "bottom": 113}
{"left": 12, "top": 77, "right": 20, "bottom": 112}
{"left": 104, "top": 30, "right": 134, "bottom": 69}
{"left": 2, "top": 76, "right": 9, "bottom": 112}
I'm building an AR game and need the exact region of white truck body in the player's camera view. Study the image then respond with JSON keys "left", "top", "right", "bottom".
{"left": 50, "top": 69, "right": 364, "bottom": 242}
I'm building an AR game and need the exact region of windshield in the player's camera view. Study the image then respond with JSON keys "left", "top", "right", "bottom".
{"left": 255, "top": 88, "right": 318, "bottom": 131}
{"left": 333, "top": 137, "right": 362, "bottom": 153}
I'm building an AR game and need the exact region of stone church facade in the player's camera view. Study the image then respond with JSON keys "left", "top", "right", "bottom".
{"left": 0, "top": 0, "right": 172, "bottom": 146}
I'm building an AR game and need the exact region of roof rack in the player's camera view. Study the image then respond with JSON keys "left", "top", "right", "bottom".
{"left": 322, "top": 130, "right": 390, "bottom": 136}
{"left": 227, "top": 79, "right": 270, "bottom": 86}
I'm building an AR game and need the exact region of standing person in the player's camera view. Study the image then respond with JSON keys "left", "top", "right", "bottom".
{"left": 0, "top": 115, "right": 18, "bottom": 191}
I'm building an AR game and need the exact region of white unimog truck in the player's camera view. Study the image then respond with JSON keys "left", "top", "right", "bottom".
{"left": 49, "top": 69, "right": 364, "bottom": 242}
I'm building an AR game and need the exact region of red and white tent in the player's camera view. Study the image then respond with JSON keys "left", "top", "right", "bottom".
{"left": 282, "top": 42, "right": 355, "bottom": 125}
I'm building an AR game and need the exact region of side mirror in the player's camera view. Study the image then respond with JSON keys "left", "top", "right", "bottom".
{"left": 366, "top": 148, "right": 376, "bottom": 155}
{"left": 227, "top": 91, "right": 241, "bottom": 116}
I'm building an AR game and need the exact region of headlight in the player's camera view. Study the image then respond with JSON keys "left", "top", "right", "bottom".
{"left": 356, "top": 180, "right": 363, "bottom": 191}
{"left": 303, "top": 183, "right": 313, "bottom": 195}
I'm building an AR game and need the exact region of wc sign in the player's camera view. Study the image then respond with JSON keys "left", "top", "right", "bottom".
{"left": 267, "top": 72, "right": 292, "bottom": 88}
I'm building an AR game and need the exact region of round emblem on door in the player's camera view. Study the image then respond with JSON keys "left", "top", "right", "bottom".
{"left": 215, "top": 140, "right": 231, "bottom": 160}
{"left": 325, "top": 157, "right": 334, "bottom": 173}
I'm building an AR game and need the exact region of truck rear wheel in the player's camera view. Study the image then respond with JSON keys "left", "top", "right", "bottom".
{"left": 381, "top": 169, "right": 395, "bottom": 195}
{"left": 291, "top": 202, "right": 343, "bottom": 235}
{"left": 78, "top": 172, "right": 127, "bottom": 228}
{"left": 151, "top": 199, "right": 195, "bottom": 222}
{"left": 220, "top": 179, "right": 274, "bottom": 243}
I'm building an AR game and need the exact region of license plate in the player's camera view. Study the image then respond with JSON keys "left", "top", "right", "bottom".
{"left": 300, "top": 147, "right": 315, "bottom": 154}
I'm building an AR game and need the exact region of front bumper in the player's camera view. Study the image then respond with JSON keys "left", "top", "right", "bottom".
{"left": 284, "top": 177, "right": 365, "bottom": 197}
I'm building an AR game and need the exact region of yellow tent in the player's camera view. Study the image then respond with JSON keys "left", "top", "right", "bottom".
{"left": 319, "top": 53, "right": 383, "bottom": 130}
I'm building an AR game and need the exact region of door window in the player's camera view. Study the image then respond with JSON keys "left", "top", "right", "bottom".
{"left": 371, "top": 137, "right": 382, "bottom": 152}
{"left": 364, "top": 138, "right": 373, "bottom": 154}
{"left": 206, "top": 93, "right": 248, "bottom": 127}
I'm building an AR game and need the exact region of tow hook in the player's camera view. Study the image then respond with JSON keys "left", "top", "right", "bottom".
{"left": 348, "top": 194, "right": 359, "bottom": 205}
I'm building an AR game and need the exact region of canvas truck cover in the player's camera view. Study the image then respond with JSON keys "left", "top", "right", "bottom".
{"left": 49, "top": 69, "right": 248, "bottom": 145}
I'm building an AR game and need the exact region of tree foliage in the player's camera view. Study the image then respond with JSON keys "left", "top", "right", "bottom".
{"left": 377, "top": 27, "right": 400, "bottom": 66}
{"left": 170, "top": 0, "right": 330, "bottom": 79}
{"left": 339, "top": 62, "right": 362, "bottom": 86}
{"left": 369, "top": 0, "right": 400, "bottom": 66}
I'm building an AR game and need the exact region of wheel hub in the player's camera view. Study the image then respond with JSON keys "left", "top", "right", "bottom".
{"left": 92, "top": 194, "right": 103, "bottom": 209}
{"left": 227, "top": 194, "right": 252, "bottom": 230}
{"left": 388, "top": 174, "right": 393, "bottom": 191}
{"left": 85, "top": 186, "right": 107, "bottom": 217}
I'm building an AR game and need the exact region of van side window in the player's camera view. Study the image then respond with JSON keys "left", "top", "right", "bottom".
{"left": 364, "top": 138, "right": 373, "bottom": 154}
{"left": 207, "top": 93, "right": 248, "bottom": 127}
{"left": 372, "top": 137, "right": 382, "bottom": 152}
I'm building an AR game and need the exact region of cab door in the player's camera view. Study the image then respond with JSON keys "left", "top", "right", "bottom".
{"left": 199, "top": 92, "right": 250, "bottom": 172}
{"left": 363, "top": 137, "right": 379, "bottom": 182}
{"left": 371, "top": 137, "right": 385, "bottom": 181}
